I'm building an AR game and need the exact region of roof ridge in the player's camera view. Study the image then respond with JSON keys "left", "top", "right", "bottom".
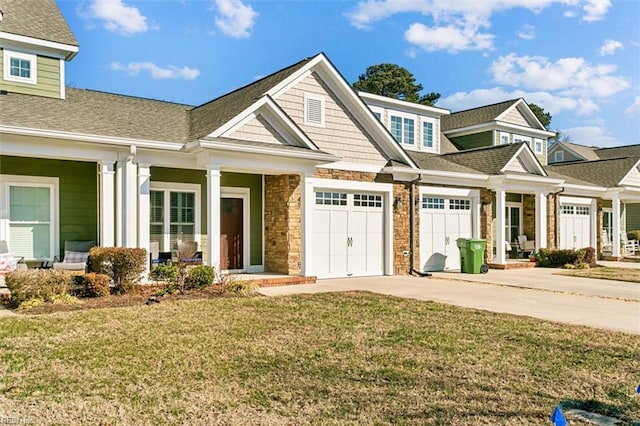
{"left": 66, "top": 87, "right": 194, "bottom": 108}
{"left": 447, "top": 98, "right": 520, "bottom": 116}
{"left": 441, "top": 141, "right": 524, "bottom": 157}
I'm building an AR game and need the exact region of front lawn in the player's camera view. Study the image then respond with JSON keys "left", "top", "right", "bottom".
{"left": 557, "top": 267, "right": 640, "bottom": 283}
{"left": 1, "top": 293, "right": 638, "bottom": 425}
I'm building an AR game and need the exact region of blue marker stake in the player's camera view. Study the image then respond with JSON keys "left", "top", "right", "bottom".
{"left": 551, "top": 406, "right": 567, "bottom": 426}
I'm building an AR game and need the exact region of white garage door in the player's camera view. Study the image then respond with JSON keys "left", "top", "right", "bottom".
{"left": 419, "top": 197, "right": 472, "bottom": 272}
{"left": 313, "top": 191, "right": 384, "bottom": 279}
{"left": 560, "top": 204, "right": 591, "bottom": 249}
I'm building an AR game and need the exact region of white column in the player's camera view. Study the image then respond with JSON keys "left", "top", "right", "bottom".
{"left": 115, "top": 161, "right": 124, "bottom": 247}
{"left": 123, "top": 158, "right": 138, "bottom": 247}
{"left": 138, "top": 164, "right": 151, "bottom": 255}
{"left": 98, "top": 162, "right": 115, "bottom": 247}
{"left": 535, "top": 191, "right": 548, "bottom": 249}
{"left": 590, "top": 199, "right": 597, "bottom": 250}
{"left": 300, "top": 173, "right": 314, "bottom": 276}
{"left": 206, "top": 166, "right": 221, "bottom": 269}
{"left": 612, "top": 196, "right": 621, "bottom": 258}
{"left": 473, "top": 195, "right": 481, "bottom": 238}
{"left": 495, "top": 189, "right": 507, "bottom": 264}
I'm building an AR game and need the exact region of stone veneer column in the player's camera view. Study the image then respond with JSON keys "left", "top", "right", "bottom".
{"left": 264, "top": 175, "right": 301, "bottom": 275}
{"left": 479, "top": 189, "right": 493, "bottom": 263}
{"left": 547, "top": 194, "right": 556, "bottom": 249}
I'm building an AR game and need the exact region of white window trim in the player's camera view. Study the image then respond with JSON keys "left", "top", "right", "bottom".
{"left": 499, "top": 131, "right": 510, "bottom": 145}
{"left": 149, "top": 182, "right": 201, "bottom": 251}
{"left": 389, "top": 112, "right": 416, "bottom": 146}
{"left": 220, "top": 186, "right": 252, "bottom": 273}
{"left": 303, "top": 93, "right": 325, "bottom": 127}
{"left": 3, "top": 49, "right": 37, "bottom": 85}
{"left": 0, "top": 174, "right": 59, "bottom": 261}
{"left": 554, "top": 151, "right": 565, "bottom": 162}
{"left": 533, "top": 138, "right": 544, "bottom": 154}
{"left": 421, "top": 118, "right": 436, "bottom": 151}
{"left": 369, "top": 106, "right": 384, "bottom": 123}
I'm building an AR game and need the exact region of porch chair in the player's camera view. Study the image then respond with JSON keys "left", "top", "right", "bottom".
{"left": 601, "top": 230, "right": 613, "bottom": 253}
{"left": 175, "top": 240, "right": 202, "bottom": 265}
{"left": 0, "top": 240, "right": 27, "bottom": 284}
{"left": 517, "top": 235, "right": 536, "bottom": 258}
{"left": 52, "top": 240, "right": 95, "bottom": 272}
{"left": 620, "top": 232, "right": 639, "bottom": 255}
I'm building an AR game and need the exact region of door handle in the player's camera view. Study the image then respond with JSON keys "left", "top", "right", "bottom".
{"left": 445, "top": 236, "right": 449, "bottom": 245}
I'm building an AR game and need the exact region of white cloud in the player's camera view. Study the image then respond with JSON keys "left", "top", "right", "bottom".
{"left": 516, "top": 24, "right": 535, "bottom": 40}
{"left": 625, "top": 97, "right": 640, "bottom": 117}
{"left": 599, "top": 39, "right": 624, "bottom": 56}
{"left": 581, "top": 0, "right": 611, "bottom": 22}
{"left": 213, "top": 0, "right": 258, "bottom": 39}
{"left": 110, "top": 62, "right": 200, "bottom": 80}
{"left": 405, "top": 23, "right": 495, "bottom": 52}
{"left": 439, "top": 88, "right": 598, "bottom": 117}
{"left": 88, "top": 0, "right": 148, "bottom": 36}
{"left": 489, "top": 53, "right": 630, "bottom": 98}
{"left": 563, "top": 126, "right": 620, "bottom": 147}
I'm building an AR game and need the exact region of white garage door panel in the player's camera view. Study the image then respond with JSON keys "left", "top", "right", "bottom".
{"left": 560, "top": 204, "right": 592, "bottom": 250}
{"left": 313, "top": 192, "right": 385, "bottom": 279}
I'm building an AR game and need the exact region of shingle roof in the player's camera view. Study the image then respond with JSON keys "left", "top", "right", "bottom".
{"left": 441, "top": 99, "right": 519, "bottom": 131}
{"left": 0, "top": 88, "right": 192, "bottom": 143}
{"left": 439, "top": 133, "right": 459, "bottom": 154}
{"left": 440, "top": 142, "right": 524, "bottom": 174}
{"left": 0, "top": 0, "right": 78, "bottom": 46}
{"left": 546, "top": 156, "right": 640, "bottom": 187}
{"left": 407, "top": 151, "right": 482, "bottom": 174}
{"left": 189, "top": 56, "right": 314, "bottom": 140}
{"left": 552, "top": 141, "right": 599, "bottom": 161}
{"left": 595, "top": 144, "right": 640, "bottom": 160}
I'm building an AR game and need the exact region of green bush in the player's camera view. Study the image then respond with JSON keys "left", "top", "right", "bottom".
{"left": 81, "top": 273, "right": 111, "bottom": 298}
{"left": 184, "top": 265, "right": 215, "bottom": 290}
{"left": 535, "top": 247, "right": 596, "bottom": 267}
{"left": 89, "top": 247, "right": 146, "bottom": 294}
{"left": 149, "top": 263, "right": 178, "bottom": 283}
{"left": 627, "top": 230, "right": 640, "bottom": 241}
{"left": 5, "top": 269, "right": 75, "bottom": 307}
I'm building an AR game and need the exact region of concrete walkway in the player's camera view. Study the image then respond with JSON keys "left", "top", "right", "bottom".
{"left": 260, "top": 270, "right": 640, "bottom": 335}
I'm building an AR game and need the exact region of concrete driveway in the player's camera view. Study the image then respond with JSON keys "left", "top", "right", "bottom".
{"left": 259, "top": 269, "right": 640, "bottom": 335}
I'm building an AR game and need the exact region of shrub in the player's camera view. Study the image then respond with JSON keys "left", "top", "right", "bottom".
{"left": 81, "top": 273, "right": 111, "bottom": 298}
{"left": 627, "top": 230, "right": 640, "bottom": 241}
{"left": 5, "top": 269, "right": 75, "bottom": 307}
{"left": 184, "top": 265, "right": 215, "bottom": 290}
{"left": 535, "top": 247, "right": 596, "bottom": 268}
{"left": 89, "top": 247, "right": 146, "bottom": 294}
{"left": 149, "top": 263, "right": 178, "bottom": 283}
{"left": 219, "top": 275, "right": 257, "bottom": 296}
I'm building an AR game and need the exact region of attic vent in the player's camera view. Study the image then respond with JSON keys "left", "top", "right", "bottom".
{"left": 304, "top": 94, "right": 325, "bottom": 127}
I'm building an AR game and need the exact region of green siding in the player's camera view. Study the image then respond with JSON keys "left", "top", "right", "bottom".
{"left": 0, "top": 156, "right": 97, "bottom": 256}
{"left": 450, "top": 131, "right": 493, "bottom": 150}
{"left": 626, "top": 204, "right": 640, "bottom": 231}
{"left": 0, "top": 50, "right": 61, "bottom": 98}
{"left": 150, "top": 168, "right": 263, "bottom": 266}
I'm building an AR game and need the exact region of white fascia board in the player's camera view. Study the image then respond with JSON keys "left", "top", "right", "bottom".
{"left": 494, "top": 121, "right": 556, "bottom": 137}
{"left": 189, "top": 139, "right": 339, "bottom": 162}
{"left": 313, "top": 177, "right": 393, "bottom": 193}
{"left": 358, "top": 91, "right": 450, "bottom": 116}
{"left": 500, "top": 143, "right": 547, "bottom": 176}
{"left": 444, "top": 121, "right": 555, "bottom": 138}
{"left": 1, "top": 125, "right": 182, "bottom": 151}
{"left": 266, "top": 53, "right": 418, "bottom": 169}
{"left": 195, "top": 151, "right": 318, "bottom": 175}
{"left": 2, "top": 132, "right": 124, "bottom": 162}
{"left": 386, "top": 165, "right": 488, "bottom": 184}
{"left": 488, "top": 175, "right": 564, "bottom": 193}
{"left": 316, "top": 161, "right": 386, "bottom": 173}
{"left": 605, "top": 187, "right": 640, "bottom": 202}
{"left": 0, "top": 32, "right": 78, "bottom": 60}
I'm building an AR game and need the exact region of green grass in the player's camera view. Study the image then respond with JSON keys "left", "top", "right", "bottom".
{"left": 557, "top": 267, "right": 640, "bottom": 283}
{"left": 0, "top": 292, "right": 638, "bottom": 425}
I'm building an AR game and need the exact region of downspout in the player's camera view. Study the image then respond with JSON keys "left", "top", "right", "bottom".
{"left": 409, "top": 174, "right": 431, "bottom": 277}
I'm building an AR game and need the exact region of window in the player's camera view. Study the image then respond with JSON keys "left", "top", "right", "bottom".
{"left": 1, "top": 175, "right": 58, "bottom": 260}
{"left": 575, "top": 206, "right": 590, "bottom": 215}
{"left": 514, "top": 135, "right": 532, "bottom": 146}
{"left": 449, "top": 199, "right": 471, "bottom": 210}
{"left": 499, "top": 132, "right": 510, "bottom": 145}
{"left": 561, "top": 205, "right": 574, "bottom": 215}
{"left": 534, "top": 138, "right": 544, "bottom": 154}
{"left": 554, "top": 151, "right": 565, "bottom": 162}
{"left": 354, "top": 194, "right": 382, "bottom": 208}
{"left": 304, "top": 94, "right": 325, "bottom": 127}
{"left": 390, "top": 115, "right": 415, "bottom": 145}
{"left": 150, "top": 183, "right": 200, "bottom": 251}
{"left": 422, "top": 121, "right": 433, "bottom": 148}
{"left": 3, "top": 50, "right": 37, "bottom": 84}
{"left": 422, "top": 197, "right": 445, "bottom": 209}
{"left": 373, "top": 111, "right": 381, "bottom": 121}
{"left": 315, "top": 192, "right": 347, "bottom": 206}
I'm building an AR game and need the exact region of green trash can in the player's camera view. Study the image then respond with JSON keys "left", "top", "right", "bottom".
{"left": 456, "top": 238, "right": 488, "bottom": 274}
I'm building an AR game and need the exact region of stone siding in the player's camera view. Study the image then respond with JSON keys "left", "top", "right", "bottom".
{"left": 522, "top": 194, "right": 535, "bottom": 240}
{"left": 264, "top": 174, "right": 301, "bottom": 275}
{"left": 480, "top": 189, "right": 494, "bottom": 262}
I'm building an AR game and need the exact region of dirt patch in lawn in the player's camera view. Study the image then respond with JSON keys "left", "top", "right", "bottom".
{"left": 556, "top": 266, "right": 640, "bottom": 283}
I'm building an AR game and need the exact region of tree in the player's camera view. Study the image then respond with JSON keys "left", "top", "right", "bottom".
{"left": 528, "top": 103, "right": 552, "bottom": 130}
{"left": 352, "top": 63, "right": 441, "bottom": 106}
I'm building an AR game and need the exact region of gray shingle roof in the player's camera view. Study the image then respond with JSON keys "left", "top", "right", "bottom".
{"left": 551, "top": 141, "right": 599, "bottom": 161}
{"left": 0, "top": 0, "right": 78, "bottom": 46}
{"left": 440, "top": 142, "right": 524, "bottom": 174}
{"left": 1, "top": 88, "right": 192, "bottom": 143}
{"left": 407, "top": 151, "right": 482, "bottom": 174}
{"left": 441, "top": 99, "right": 519, "bottom": 131}
{"left": 189, "top": 56, "right": 314, "bottom": 140}
{"left": 546, "top": 156, "right": 640, "bottom": 187}
{"left": 595, "top": 144, "right": 640, "bottom": 160}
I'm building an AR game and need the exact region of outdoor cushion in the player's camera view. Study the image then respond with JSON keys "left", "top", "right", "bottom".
{"left": 0, "top": 252, "right": 18, "bottom": 284}
{"left": 64, "top": 250, "right": 89, "bottom": 263}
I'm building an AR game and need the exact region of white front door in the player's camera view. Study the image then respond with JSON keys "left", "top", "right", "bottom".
{"left": 420, "top": 197, "right": 472, "bottom": 271}
{"left": 560, "top": 204, "right": 592, "bottom": 249}
{"left": 313, "top": 191, "right": 384, "bottom": 279}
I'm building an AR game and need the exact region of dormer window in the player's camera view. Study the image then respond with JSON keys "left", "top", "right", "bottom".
{"left": 390, "top": 114, "right": 414, "bottom": 145}
{"left": 422, "top": 121, "right": 433, "bottom": 148}
{"left": 304, "top": 93, "right": 325, "bottom": 127}
{"left": 3, "top": 50, "right": 37, "bottom": 85}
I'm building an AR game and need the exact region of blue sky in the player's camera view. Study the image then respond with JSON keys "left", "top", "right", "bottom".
{"left": 58, "top": 0, "right": 639, "bottom": 147}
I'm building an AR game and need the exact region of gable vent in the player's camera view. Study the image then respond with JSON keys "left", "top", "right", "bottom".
{"left": 304, "top": 94, "right": 325, "bottom": 127}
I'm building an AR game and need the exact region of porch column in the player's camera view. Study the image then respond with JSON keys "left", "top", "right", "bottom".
{"left": 495, "top": 189, "right": 507, "bottom": 264}
{"left": 123, "top": 158, "right": 138, "bottom": 247}
{"left": 612, "top": 196, "right": 621, "bottom": 258}
{"left": 300, "top": 173, "right": 314, "bottom": 276}
{"left": 138, "top": 164, "right": 151, "bottom": 262}
{"left": 98, "top": 162, "right": 115, "bottom": 247}
{"left": 590, "top": 199, "right": 598, "bottom": 249}
{"left": 473, "top": 194, "right": 481, "bottom": 238}
{"left": 535, "top": 191, "right": 548, "bottom": 249}
{"left": 115, "top": 161, "right": 123, "bottom": 247}
{"left": 206, "top": 166, "right": 221, "bottom": 269}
